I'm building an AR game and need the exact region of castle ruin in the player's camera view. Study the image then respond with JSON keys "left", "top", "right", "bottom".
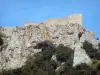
{"left": 24, "top": 14, "right": 82, "bottom": 26}
{"left": 0, "top": 14, "right": 82, "bottom": 36}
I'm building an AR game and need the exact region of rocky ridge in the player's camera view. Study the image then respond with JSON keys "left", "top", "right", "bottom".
{"left": 0, "top": 14, "right": 100, "bottom": 71}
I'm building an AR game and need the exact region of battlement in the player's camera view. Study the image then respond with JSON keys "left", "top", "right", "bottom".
{"left": 24, "top": 14, "right": 82, "bottom": 27}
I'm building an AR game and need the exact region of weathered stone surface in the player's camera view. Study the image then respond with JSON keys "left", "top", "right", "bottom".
{"left": 72, "top": 42, "right": 91, "bottom": 66}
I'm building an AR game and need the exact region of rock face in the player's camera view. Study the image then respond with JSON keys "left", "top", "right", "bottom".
{"left": 0, "top": 14, "right": 99, "bottom": 71}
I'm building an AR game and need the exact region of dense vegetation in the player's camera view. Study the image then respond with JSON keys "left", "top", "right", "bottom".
{"left": 83, "top": 41, "right": 100, "bottom": 60}
{"left": 0, "top": 40, "right": 100, "bottom": 75}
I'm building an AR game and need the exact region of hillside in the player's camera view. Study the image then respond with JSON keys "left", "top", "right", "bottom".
{"left": 0, "top": 14, "right": 100, "bottom": 75}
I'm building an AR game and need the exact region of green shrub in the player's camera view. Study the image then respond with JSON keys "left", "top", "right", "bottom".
{"left": 97, "top": 63, "right": 100, "bottom": 70}
{"left": 3, "top": 40, "right": 100, "bottom": 75}
{"left": 83, "top": 41, "right": 93, "bottom": 51}
{"left": 34, "top": 40, "right": 55, "bottom": 61}
{"left": 34, "top": 40, "right": 54, "bottom": 51}
{"left": 71, "top": 63, "right": 97, "bottom": 75}
{"left": 75, "top": 63, "right": 92, "bottom": 70}
{"left": 83, "top": 41, "right": 100, "bottom": 60}
{"left": 98, "top": 43, "right": 100, "bottom": 50}
{"left": 63, "top": 60, "right": 73, "bottom": 71}
{"left": 55, "top": 44, "right": 74, "bottom": 62}
{"left": 50, "top": 60, "right": 57, "bottom": 69}
{"left": 27, "top": 40, "right": 56, "bottom": 75}
{"left": 73, "top": 70, "right": 94, "bottom": 75}
{"left": 0, "top": 37, "right": 3, "bottom": 46}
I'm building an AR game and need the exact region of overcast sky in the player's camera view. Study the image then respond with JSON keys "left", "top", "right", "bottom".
{"left": 0, "top": 0, "right": 100, "bottom": 38}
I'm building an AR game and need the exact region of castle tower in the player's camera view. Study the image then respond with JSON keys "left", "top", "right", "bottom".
{"left": 44, "top": 14, "right": 82, "bottom": 25}
{"left": 67, "top": 14, "right": 82, "bottom": 25}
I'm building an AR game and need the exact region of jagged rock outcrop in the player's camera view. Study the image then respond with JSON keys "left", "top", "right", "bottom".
{"left": 0, "top": 14, "right": 100, "bottom": 71}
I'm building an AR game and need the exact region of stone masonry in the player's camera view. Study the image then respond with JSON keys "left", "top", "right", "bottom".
{"left": 24, "top": 14, "right": 82, "bottom": 27}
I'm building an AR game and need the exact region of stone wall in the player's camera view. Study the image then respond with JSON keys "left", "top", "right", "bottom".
{"left": 24, "top": 23, "right": 39, "bottom": 27}
{"left": 24, "top": 14, "right": 82, "bottom": 27}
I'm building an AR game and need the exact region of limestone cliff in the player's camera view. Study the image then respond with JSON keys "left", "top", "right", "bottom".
{"left": 0, "top": 14, "right": 99, "bottom": 71}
